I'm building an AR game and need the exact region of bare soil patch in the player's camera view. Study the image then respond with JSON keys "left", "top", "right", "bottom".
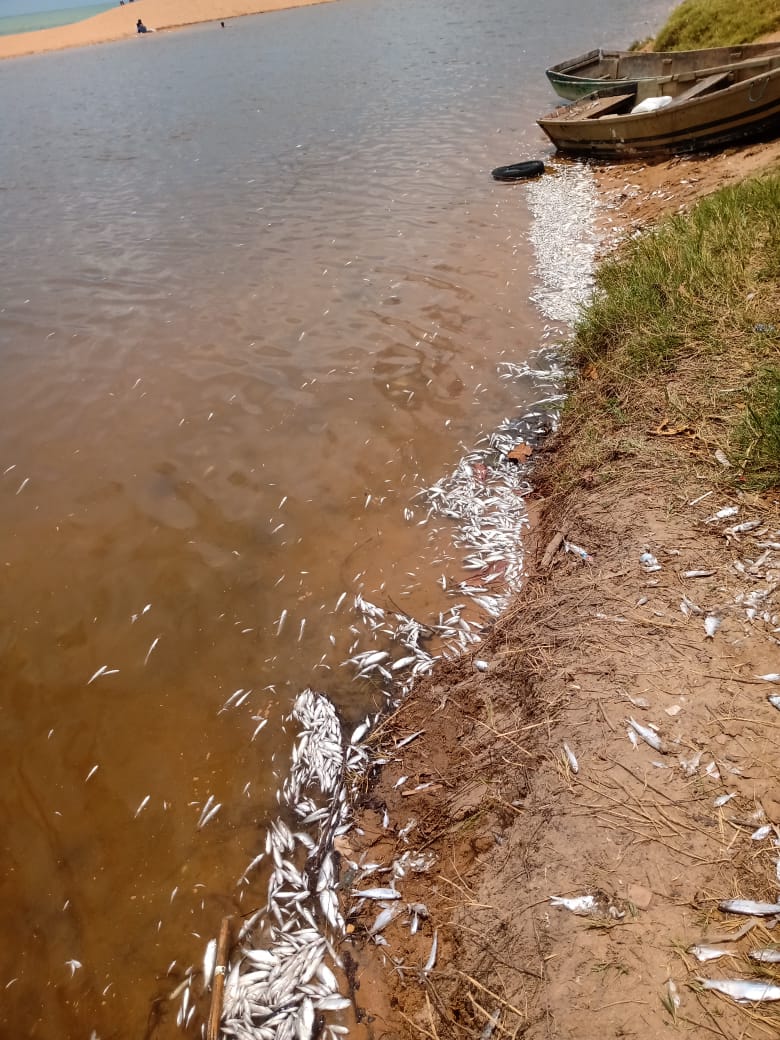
{"left": 334, "top": 142, "right": 780, "bottom": 1040}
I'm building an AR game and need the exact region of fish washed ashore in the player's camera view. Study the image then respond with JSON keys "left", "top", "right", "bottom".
{"left": 333, "top": 154, "right": 780, "bottom": 1037}
{"left": 201, "top": 149, "right": 780, "bottom": 1039}
{"left": 192, "top": 125, "right": 780, "bottom": 1040}
{"left": 189, "top": 164, "right": 602, "bottom": 1040}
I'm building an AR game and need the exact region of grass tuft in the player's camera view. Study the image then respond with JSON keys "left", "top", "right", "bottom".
{"left": 654, "top": 0, "right": 780, "bottom": 51}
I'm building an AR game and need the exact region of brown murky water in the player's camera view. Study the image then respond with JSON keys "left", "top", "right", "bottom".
{"left": 0, "top": 0, "right": 667, "bottom": 1035}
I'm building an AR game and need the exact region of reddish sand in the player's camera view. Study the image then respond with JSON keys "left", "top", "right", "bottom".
{"left": 0, "top": 0, "right": 339, "bottom": 60}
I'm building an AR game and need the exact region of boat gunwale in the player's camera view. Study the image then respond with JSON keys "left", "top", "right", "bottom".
{"left": 537, "top": 66, "right": 780, "bottom": 157}
{"left": 545, "top": 41, "right": 780, "bottom": 101}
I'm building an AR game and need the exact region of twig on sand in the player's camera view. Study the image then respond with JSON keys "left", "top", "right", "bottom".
{"left": 540, "top": 528, "right": 568, "bottom": 569}
{"left": 397, "top": 1008, "right": 438, "bottom": 1040}
{"left": 454, "top": 970, "right": 528, "bottom": 1025}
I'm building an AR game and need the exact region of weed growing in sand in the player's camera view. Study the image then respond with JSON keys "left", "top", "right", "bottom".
{"left": 654, "top": 0, "right": 780, "bottom": 50}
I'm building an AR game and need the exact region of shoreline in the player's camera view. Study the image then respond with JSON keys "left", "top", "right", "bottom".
{"left": 0, "top": 0, "right": 339, "bottom": 61}
{"left": 341, "top": 146, "right": 780, "bottom": 1038}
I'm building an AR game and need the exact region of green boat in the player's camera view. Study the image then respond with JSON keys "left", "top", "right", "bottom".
{"left": 546, "top": 42, "right": 780, "bottom": 101}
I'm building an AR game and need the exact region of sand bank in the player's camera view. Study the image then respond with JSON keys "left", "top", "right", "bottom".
{"left": 0, "top": 0, "right": 339, "bottom": 60}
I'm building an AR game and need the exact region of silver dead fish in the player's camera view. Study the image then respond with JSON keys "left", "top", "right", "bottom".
{"left": 627, "top": 717, "right": 665, "bottom": 753}
{"left": 699, "top": 978, "right": 780, "bottom": 1003}
{"left": 688, "top": 945, "right": 733, "bottom": 962}
{"left": 719, "top": 899, "right": 780, "bottom": 916}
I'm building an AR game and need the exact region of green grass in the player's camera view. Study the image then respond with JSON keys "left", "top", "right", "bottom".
{"left": 735, "top": 365, "right": 780, "bottom": 488}
{"left": 538, "top": 174, "right": 780, "bottom": 495}
{"left": 654, "top": 0, "right": 780, "bottom": 50}
{"left": 575, "top": 176, "right": 780, "bottom": 375}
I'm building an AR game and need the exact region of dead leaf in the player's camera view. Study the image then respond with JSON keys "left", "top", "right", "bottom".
{"left": 583, "top": 363, "right": 599, "bottom": 381}
{"left": 649, "top": 419, "right": 695, "bottom": 437}
{"left": 507, "top": 443, "right": 533, "bottom": 462}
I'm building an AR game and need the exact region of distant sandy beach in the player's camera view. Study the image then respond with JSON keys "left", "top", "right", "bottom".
{"left": 0, "top": 0, "right": 339, "bottom": 60}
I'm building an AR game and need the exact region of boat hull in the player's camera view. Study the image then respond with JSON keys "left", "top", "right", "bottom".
{"left": 546, "top": 43, "right": 780, "bottom": 101}
{"left": 538, "top": 71, "right": 780, "bottom": 158}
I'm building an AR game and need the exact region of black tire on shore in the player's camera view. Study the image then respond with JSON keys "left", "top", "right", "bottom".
{"left": 491, "top": 160, "right": 545, "bottom": 181}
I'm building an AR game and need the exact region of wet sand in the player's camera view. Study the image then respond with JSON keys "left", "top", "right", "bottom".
{"left": 0, "top": 0, "right": 340, "bottom": 60}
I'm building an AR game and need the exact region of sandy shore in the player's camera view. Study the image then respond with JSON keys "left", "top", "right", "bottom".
{"left": 0, "top": 0, "right": 339, "bottom": 60}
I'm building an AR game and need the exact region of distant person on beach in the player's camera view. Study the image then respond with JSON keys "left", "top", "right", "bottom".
{"left": 136, "top": 18, "right": 148, "bottom": 32}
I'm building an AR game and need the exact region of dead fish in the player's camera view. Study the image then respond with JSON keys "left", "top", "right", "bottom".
{"left": 699, "top": 978, "right": 780, "bottom": 1003}
{"left": 713, "top": 793, "right": 735, "bottom": 807}
{"left": 355, "top": 887, "right": 401, "bottom": 901}
{"left": 87, "top": 664, "right": 119, "bottom": 685}
{"left": 315, "top": 995, "right": 352, "bottom": 1012}
{"left": 725, "top": 520, "right": 761, "bottom": 535}
{"left": 704, "top": 615, "right": 722, "bottom": 639}
{"left": 665, "top": 978, "right": 681, "bottom": 1011}
{"left": 350, "top": 720, "right": 370, "bottom": 745}
{"left": 757, "top": 673, "right": 780, "bottom": 683}
{"left": 296, "top": 997, "right": 315, "bottom": 1040}
{"left": 627, "top": 717, "right": 665, "bottom": 753}
{"left": 550, "top": 895, "right": 597, "bottom": 915}
{"left": 679, "top": 749, "right": 703, "bottom": 776}
{"left": 704, "top": 506, "right": 739, "bottom": 523}
{"left": 396, "top": 730, "right": 424, "bottom": 749}
{"left": 369, "top": 905, "right": 399, "bottom": 935}
{"left": 359, "top": 651, "right": 389, "bottom": 667}
{"left": 639, "top": 551, "right": 661, "bottom": 572}
{"left": 144, "top": 637, "right": 159, "bottom": 666}
{"left": 474, "top": 659, "right": 489, "bottom": 672}
{"left": 688, "top": 945, "right": 734, "bottom": 962}
{"left": 391, "top": 655, "right": 418, "bottom": 671}
{"left": 682, "top": 570, "right": 715, "bottom": 578}
{"left": 749, "top": 948, "right": 780, "bottom": 963}
{"left": 769, "top": 695, "right": 780, "bottom": 711}
{"left": 198, "top": 801, "right": 222, "bottom": 829}
{"left": 719, "top": 899, "right": 780, "bottom": 916}
{"left": 562, "top": 743, "right": 579, "bottom": 774}
{"left": 203, "top": 939, "right": 217, "bottom": 990}
{"left": 751, "top": 824, "right": 772, "bottom": 841}
{"left": 423, "top": 928, "right": 438, "bottom": 975}
{"left": 680, "top": 595, "right": 703, "bottom": 617}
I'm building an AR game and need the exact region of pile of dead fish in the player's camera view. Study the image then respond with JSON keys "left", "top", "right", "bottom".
{"left": 213, "top": 690, "right": 352, "bottom": 1040}
{"left": 525, "top": 162, "right": 601, "bottom": 325}
{"left": 173, "top": 143, "right": 603, "bottom": 1040}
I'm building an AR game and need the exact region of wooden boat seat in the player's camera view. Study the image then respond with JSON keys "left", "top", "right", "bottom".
{"left": 671, "top": 70, "right": 732, "bottom": 103}
{"left": 581, "top": 92, "right": 635, "bottom": 119}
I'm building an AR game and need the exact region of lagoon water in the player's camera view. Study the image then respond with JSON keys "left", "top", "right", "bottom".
{"left": 0, "top": 0, "right": 666, "bottom": 1035}
{"left": 0, "top": 3, "right": 113, "bottom": 36}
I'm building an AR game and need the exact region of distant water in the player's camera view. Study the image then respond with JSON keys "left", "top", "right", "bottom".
{"left": 0, "top": 2, "right": 112, "bottom": 35}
